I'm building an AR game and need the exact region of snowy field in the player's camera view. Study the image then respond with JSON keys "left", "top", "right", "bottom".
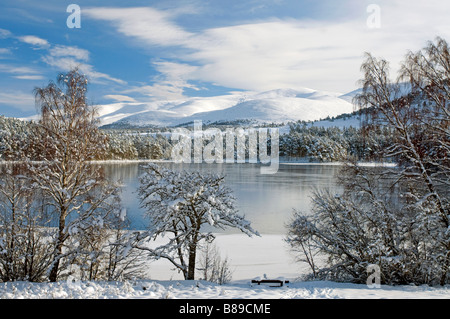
{"left": 1, "top": 233, "right": 449, "bottom": 300}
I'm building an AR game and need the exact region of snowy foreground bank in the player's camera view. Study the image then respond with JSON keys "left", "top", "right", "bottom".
{"left": 2, "top": 233, "right": 449, "bottom": 300}
{"left": 1, "top": 279, "right": 449, "bottom": 299}
{"left": 1, "top": 233, "right": 448, "bottom": 300}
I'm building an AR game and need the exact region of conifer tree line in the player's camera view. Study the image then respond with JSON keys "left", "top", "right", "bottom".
{"left": 1, "top": 113, "right": 399, "bottom": 164}
{"left": 279, "top": 122, "right": 395, "bottom": 162}
{"left": 0, "top": 117, "right": 173, "bottom": 162}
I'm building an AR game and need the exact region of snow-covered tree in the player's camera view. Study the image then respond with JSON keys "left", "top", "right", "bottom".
{"left": 197, "top": 242, "right": 233, "bottom": 285}
{"left": 30, "top": 69, "right": 123, "bottom": 282}
{"left": 68, "top": 202, "right": 146, "bottom": 282}
{"left": 101, "top": 131, "right": 171, "bottom": 160}
{"left": 286, "top": 162, "right": 432, "bottom": 284}
{"left": 0, "top": 116, "right": 34, "bottom": 161}
{"left": 102, "top": 212, "right": 148, "bottom": 282}
{"left": 287, "top": 37, "right": 450, "bottom": 285}
{"left": 0, "top": 164, "right": 53, "bottom": 282}
{"left": 355, "top": 37, "right": 450, "bottom": 284}
{"left": 104, "top": 132, "right": 138, "bottom": 160}
{"left": 133, "top": 163, "right": 259, "bottom": 280}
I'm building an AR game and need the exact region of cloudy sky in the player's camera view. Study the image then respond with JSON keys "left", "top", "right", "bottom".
{"left": 1, "top": 0, "right": 449, "bottom": 117}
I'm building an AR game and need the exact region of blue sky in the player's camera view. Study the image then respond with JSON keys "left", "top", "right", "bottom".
{"left": 1, "top": 0, "right": 450, "bottom": 117}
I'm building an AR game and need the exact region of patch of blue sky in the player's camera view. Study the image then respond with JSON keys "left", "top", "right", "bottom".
{"left": 0, "top": 0, "right": 450, "bottom": 118}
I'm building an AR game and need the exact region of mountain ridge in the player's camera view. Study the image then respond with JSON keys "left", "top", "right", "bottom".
{"left": 97, "top": 87, "right": 358, "bottom": 128}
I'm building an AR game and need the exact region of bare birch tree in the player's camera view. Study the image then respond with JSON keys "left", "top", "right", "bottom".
{"left": 30, "top": 69, "right": 122, "bottom": 282}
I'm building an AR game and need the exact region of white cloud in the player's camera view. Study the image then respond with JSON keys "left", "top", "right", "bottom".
{"left": 125, "top": 83, "right": 187, "bottom": 101}
{"left": 42, "top": 46, "right": 126, "bottom": 85}
{"left": 0, "top": 64, "right": 40, "bottom": 75}
{"left": 153, "top": 60, "right": 198, "bottom": 81}
{"left": 0, "top": 48, "right": 12, "bottom": 55}
{"left": 84, "top": 7, "right": 194, "bottom": 47}
{"left": 122, "top": 60, "right": 201, "bottom": 101}
{"left": 84, "top": 67, "right": 127, "bottom": 85}
{"left": 0, "top": 90, "right": 35, "bottom": 111}
{"left": 7, "top": 30, "right": 124, "bottom": 85}
{"left": 17, "top": 35, "right": 49, "bottom": 48}
{"left": 48, "top": 45, "right": 90, "bottom": 61}
{"left": 0, "top": 64, "right": 44, "bottom": 81}
{"left": 85, "top": 1, "right": 450, "bottom": 93}
{"left": 41, "top": 56, "right": 80, "bottom": 72}
{"left": 13, "top": 75, "right": 44, "bottom": 80}
{"left": 0, "top": 29, "right": 12, "bottom": 39}
{"left": 104, "top": 94, "right": 137, "bottom": 102}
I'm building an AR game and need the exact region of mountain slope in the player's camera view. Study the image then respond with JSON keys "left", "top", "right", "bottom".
{"left": 179, "top": 94, "right": 353, "bottom": 125}
{"left": 97, "top": 87, "right": 355, "bottom": 127}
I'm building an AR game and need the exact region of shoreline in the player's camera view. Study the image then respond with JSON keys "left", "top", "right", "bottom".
{"left": 1, "top": 158, "right": 397, "bottom": 167}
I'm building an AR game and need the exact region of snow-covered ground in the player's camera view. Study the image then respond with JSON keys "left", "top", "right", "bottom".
{"left": 1, "top": 233, "right": 449, "bottom": 299}
{"left": 145, "top": 234, "right": 301, "bottom": 282}
{"left": 1, "top": 277, "right": 449, "bottom": 299}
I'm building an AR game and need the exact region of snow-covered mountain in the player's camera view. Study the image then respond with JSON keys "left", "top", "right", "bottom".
{"left": 97, "top": 88, "right": 356, "bottom": 127}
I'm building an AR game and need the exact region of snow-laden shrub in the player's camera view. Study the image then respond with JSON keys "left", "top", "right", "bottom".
{"left": 286, "top": 163, "right": 448, "bottom": 285}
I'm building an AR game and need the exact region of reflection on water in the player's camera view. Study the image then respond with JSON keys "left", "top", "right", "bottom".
{"left": 101, "top": 162, "right": 342, "bottom": 234}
